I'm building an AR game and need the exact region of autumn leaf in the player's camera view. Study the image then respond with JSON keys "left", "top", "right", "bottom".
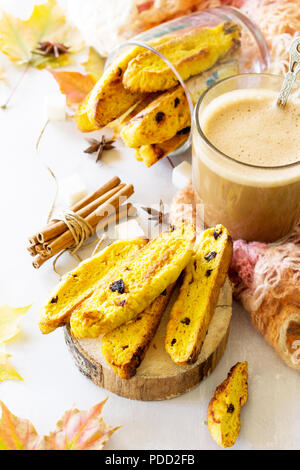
{"left": 0, "top": 0, "right": 83, "bottom": 69}
{"left": 0, "top": 353, "right": 23, "bottom": 383}
{"left": 49, "top": 47, "right": 105, "bottom": 110}
{"left": 82, "top": 47, "right": 105, "bottom": 82}
{"left": 0, "top": 399, "right": 119, "bottom": 450}
{"left": 0, "top": 304, "right": 31, "bottom": 343}
{"left": 49, "top": 70, "right": 95, "bottom": 107}
{"left": 0, "top": 401, "right": 41, "bottom": 450}
{"left": 43, "top": 399, "right": 120, "bottom": 450}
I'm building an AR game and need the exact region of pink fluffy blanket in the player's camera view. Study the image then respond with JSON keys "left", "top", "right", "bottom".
{"left": 230, "top": 226, "right": 300, "bottom": 312}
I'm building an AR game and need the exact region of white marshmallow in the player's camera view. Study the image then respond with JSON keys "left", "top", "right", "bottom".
{"left": 44, "top": 93, "right": 66, "bottom": 121}
{"left": 115, "top": 219, "right": 145, "bottom": 240}
{"left": 172, "top": 161, "right": 192, "bottom": 189}
{"left": 60, "top": 174, "right": 88, "bottom": 207}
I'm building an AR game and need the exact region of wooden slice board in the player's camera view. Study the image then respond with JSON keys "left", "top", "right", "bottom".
{"left": 65, "top": 278, "right": 232, "bottom": 401}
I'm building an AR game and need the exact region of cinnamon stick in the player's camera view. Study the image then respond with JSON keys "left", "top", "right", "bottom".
{"left": 39, "top": 183, "right": 125, "bottom": 244}
{"left": 35, "top": 244, "right": 49, "bottom": 258}
{"left": 28, "top": 235, "right": 39, "bottom": 246}
{"left": 45, "top": 184, "right": 134, "bottom": 257}
{"left": 71, "top": 176, "right": 120, "bottom": 212}
{"left": 30, "top": 176, "right": 120, "bottom": 244}
{"left": 32, "top": 203, "right": 135, "bottom": 269}
{"left": 27, "top": 245, "right": 37, "bottom": 256}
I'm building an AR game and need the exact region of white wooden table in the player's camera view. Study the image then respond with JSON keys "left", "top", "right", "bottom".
{"left": 0, "top": 0, "right": 299, "bottom": 451}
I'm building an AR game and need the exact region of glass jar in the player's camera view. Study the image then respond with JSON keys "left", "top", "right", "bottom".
{"left": 193, "top": 73, "right": 300, "bottom": 243}
{"left": 107, "top": 6, "right": 270, "bottom": 156}
{"left": 132, "top": 6, "right": 269, "bottom": 73}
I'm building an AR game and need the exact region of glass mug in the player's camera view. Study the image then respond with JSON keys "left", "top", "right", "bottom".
{"left": 192, "top": 73, "right": 300, "bottom": 243}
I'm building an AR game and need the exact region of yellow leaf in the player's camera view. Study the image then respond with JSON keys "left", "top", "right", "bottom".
{"left": 0, "top": 353, "right": 23, "bottom": 383}
{"left": 0, "top": 0, "right": 83, "bottom": 69}
{"left": 82, "top": 47, "right": 105, "bottom": 82}
{"left": 0, "top": 304, "right": 31, "bottom": 343}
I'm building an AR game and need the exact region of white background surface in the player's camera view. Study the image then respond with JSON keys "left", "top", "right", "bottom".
{"left": 0, "top": 0, "right": 299, "bottom": 451}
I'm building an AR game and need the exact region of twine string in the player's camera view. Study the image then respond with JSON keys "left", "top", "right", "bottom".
{"left": 51, "top": 214, "right": 106, "bottom": 278}
{"left": 54, "top": 209, "right": 94, "bottom": 254}
{"left": 36, "top": 119, "right": 59, "bottom": 223}
{"left": 35, "top": 114, "right": 107, "bottom": 278}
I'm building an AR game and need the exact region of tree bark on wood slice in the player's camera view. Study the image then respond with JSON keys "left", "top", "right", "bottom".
{"left": 65, "top": 278, "right": 232, "bottom": 401}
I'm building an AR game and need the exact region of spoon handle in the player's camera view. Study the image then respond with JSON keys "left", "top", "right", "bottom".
{"left": 277, "top": 37, "right": 300, "bottom": 107}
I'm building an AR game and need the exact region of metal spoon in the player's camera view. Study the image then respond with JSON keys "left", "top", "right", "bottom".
{"left": 277, "top": 37, "right": 300, "bottom": 107}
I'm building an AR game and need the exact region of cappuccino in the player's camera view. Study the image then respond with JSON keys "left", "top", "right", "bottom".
{"left": 193, "top": 82, "right": 300, "bottom": 242}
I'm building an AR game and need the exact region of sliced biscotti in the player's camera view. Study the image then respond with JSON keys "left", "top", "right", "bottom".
{"left": 123, "top": 22, "right": 241, "bottom": 93}
{"left": 102, "top": 284, "right": 175, "bottom": 379}
{"left": 121, "top": 86, "right": 189, "bottom": 147}
{"left": 75, "top": 91, "right": 100, "bottom": 133}
{"left": 135, "top": 128, "right": 190, "bottom": 166}
{"left": 86, "top": 66, "right": 141, "bottom": 129}
{"left": 122, "top": 56, "right": 240, "bottom": 148}
{"left": 165, "top": 225, "right": 233, "bottom": 365}
{"left": 107, "top": 93, "right": 161, "bottom": 138}
{"left": 39, "top": 238, "right": 148, "bottom": 334}
{"left": 70, "top": 223, "right": 195, "bottom": 338}
{"left": 207, "top": 361, "right": 248, "bottom": 448}
{"left": 85, "top": 34, "right": 177, "bottom": 128}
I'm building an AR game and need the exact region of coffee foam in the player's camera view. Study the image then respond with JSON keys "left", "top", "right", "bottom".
{"left": 196, "top": 88, "right": 300, "bottom": 187}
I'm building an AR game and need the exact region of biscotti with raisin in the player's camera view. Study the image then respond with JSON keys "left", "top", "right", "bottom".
{"left": 207, "top": 361, "right": 248, "bottom": 448}
{"left": 70, "top": 223, "right": 195, "bottom": 338}
{"left": 121, "top": 86, "right": 189, "bottom": 147}
{"left": 101, "top": 285, "right": 175, "bottom": 379}
{"left": 39, "top": 238, "right": 148, "bottom": 334}
{"left": 85, "top": 33, "right": 177, "bottom": 128}
{"left": 123, "top": 22, "right": 241, "bottom": 93}
{"left": 165, "top": 225, "right": 233, "bottom": 365}
{"left": 134, "top": 129, "right": 189, "bottom": 166}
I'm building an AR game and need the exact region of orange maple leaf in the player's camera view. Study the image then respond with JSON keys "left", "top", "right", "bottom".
{"left": 49, "top": 70, "right": 95, "bottom": 108}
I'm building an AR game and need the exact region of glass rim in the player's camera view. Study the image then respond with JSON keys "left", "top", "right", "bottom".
{"left": 194, "top": 72, "right": 300, "bottom": 170}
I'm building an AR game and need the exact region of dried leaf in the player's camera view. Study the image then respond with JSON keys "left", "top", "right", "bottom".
{"left": 82, "top": 47, "right": 105, "bottom": 82}
{"left": 49, "top": 47, "right": 105, "bottom": 109}
{"left": 43, "top": 399, "right": 119, "bottom": 450}
{"left": 0, "top": 304, "right": 31, "bottom": 343}
{"left": 0, "top": 353, "right": 23, "bottom": 383}
{"left": 49, "top": 70, "right": 95, "bottom": 107}
{"left": 0, "top": 401, "right": 41, "bottom": 450}
{"left": 0, "top": 399, "right": 119, "bottom": 450}
{"left": 0, "top": 0, "right": 83, "bottom": 69}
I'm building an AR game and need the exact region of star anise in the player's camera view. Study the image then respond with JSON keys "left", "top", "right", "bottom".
{"left": 141, "top": 199, "right": 169, "bottom": 225}
{"left": 32, "top": 41, "right": 70, "bottom": 59}
{"left": 84, "top": 136, "right": 115, "bottom": 162}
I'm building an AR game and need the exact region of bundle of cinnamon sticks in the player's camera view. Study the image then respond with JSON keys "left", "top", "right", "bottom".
{"left": 28, "top": 177, "right": 135, "bottom": 269}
